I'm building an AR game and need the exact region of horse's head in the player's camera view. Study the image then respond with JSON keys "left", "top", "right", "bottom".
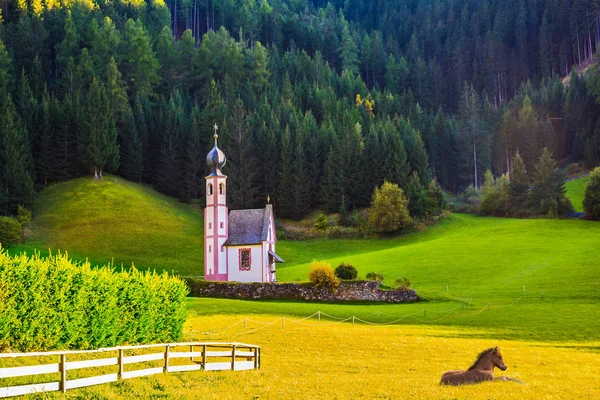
{"left": 492, "top": 347, "right": 507, "bottom": 371}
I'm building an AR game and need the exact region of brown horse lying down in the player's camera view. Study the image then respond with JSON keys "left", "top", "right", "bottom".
{"left": 440, "top": 347, "right": 524, "bottom": 385}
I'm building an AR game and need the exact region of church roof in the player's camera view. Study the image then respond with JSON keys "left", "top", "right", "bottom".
{"left": 224, "top": 205, "right": 273, "bottom": 246}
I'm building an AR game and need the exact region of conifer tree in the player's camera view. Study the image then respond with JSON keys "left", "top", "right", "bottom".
{"left": 105, "top": 57, "right": 130, "bottom": 124}
{"left": 182, "top": 104, "right": 206, "bottom": 201}
{"left": 530, "top": 148, "right": 573, "bottom": 216}
{"left": 0, "top": 95, "right": 35, "bottom": 214}
{"left": 276, "top": 126, "right": 295, "bottom": 218}
{"left": 405, "top": 171, "right": 427, "bottom": 218}
{"left": 338, "top": 23, "right": 359, "bottom": 75}
{"left": 120, "top": 19, "right": 159, "bottom": 98}
{"left": 82, "top": 79, "right": 120, "bottom": 179}
{"left": 509, "top": 151, "right": 529, "bottom": 214}
{"left": 157, "top": 92, "right": 186, "bottom": 196}
{"left": 227, "top": 98, "right": 258, "bottom": 209}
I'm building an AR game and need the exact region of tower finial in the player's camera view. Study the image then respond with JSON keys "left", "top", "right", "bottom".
{"left": 267, "top": 194, "right": 271, "bottom": 204}
{"left": 213, "top": 123, "right": 219, "bottom": 145}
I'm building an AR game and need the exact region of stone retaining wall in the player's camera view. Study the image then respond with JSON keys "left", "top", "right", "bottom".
{"left": 184, "top": 278, "right": 418, "bottom": 303}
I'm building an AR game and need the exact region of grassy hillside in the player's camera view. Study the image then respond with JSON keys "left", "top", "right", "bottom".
{"left": 10, "top": 175, "right": 204, "bottom": 276}
{"left": 565, "top": 175, "right": 591, "bottom": 212}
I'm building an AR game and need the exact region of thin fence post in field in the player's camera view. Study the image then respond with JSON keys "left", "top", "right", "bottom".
{"left": 352, "top": 316, "right": 355, "bottom": 326}
{"left": 318, "top": 311, "right": 320, "bottom": 322}
{"left": 190, "top": 344, "right": 194, "bottom": 362}
{"left": 231, "top": 345, "right": 236, "bottom": 370}
{"left": 164, "top": 345, "right": 170, "bottom": 373}
{"left": 60, "top": 353, "right": 67, "bottom": 393}
{"left": 202, "top": 345, "right": 207, "bottom": 370}
{"left": 253, "top": 347, "right": 258, "bottom": 369}
{"left": 118, "top": 348, "right": 124, "bottom": 379}
{"left": 258, "top": 348, "right": 261, "bottom": 369}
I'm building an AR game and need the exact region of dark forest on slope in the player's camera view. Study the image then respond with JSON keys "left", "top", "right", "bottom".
{"left": 1, "top": 0, "right": 600, "bottom": 220}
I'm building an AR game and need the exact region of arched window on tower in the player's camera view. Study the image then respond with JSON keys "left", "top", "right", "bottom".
{"left": 219, "top": 183, "right": 224, "bottom": 195}
{"left": 208, "top": 184, "right": 213, "bottom": 195}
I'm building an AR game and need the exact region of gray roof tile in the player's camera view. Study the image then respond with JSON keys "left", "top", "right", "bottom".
{"left": 224, "top": 205, "right": 272, "bottom": 246}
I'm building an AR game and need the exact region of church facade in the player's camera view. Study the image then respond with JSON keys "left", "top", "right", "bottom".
{"left": 204, "top": 128, "right": 283, "bottom": 283}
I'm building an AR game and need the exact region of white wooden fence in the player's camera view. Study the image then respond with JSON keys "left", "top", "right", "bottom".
{"left": 0, "top": 342, "right": 260, "bottom": 398}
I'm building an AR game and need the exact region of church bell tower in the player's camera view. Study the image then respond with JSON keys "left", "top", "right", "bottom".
{"left": 204, "top": 124, "right": 229, "bottom": 281}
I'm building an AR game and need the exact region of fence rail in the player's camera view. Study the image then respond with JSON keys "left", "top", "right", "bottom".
{"left": 0, "top": 342, "right": 260, "bottom": 398}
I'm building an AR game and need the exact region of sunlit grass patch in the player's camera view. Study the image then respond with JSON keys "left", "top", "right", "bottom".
{"left": 38, "top": 314, "right": 599, "bottom": 399}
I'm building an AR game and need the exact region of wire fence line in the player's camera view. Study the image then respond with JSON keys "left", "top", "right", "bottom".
{"left": 195, "top": 297, "right": 524, "bottom": 337}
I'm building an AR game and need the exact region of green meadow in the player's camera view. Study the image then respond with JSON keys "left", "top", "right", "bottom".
{"left": 3, "top": 176, "right": 600, "bottom": 399}
{"left": 6, "top": 176, "right": 599, "bottom": 344}
{"left": 565, "top": 175, "right": 591, "bottom": 212}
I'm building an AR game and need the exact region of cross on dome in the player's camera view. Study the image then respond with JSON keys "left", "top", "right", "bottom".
{"left": 213, "top": 123, "right": 219, "bottom": 144}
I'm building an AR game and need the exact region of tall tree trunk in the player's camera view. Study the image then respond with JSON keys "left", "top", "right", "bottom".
{"left": 206, "top": 0, "right": 210, "bottom": 32}
{"left": 473, "top": 141, "right": 478, "bottom": 189}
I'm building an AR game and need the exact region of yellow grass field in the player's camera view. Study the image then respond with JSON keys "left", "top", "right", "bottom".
{"left": 33, "top": 314, "right": 598, "bottom": 400}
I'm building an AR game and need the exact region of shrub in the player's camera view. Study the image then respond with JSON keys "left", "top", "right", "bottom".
{"left": 308, "top": 261, "right": 339, "bottom": 290}
{"left": 479, "top": 170, "right": 510, "bottom": 216}
{"left": 366, "top": 272, "right": 384, "bottom": 282}
{"left": 313, "top": 213, "right": 330, "bottom": 231}
{"left": 0, "top": 249, "right": 188, "bottom": 351}
{"left": 16, "top": 205, "right": 32, "bottom": 225}
{"left": 334, "top": 263, "right": 358, "bottom": 280}
{"left": 369, "top": 181, "right": 411, "bottom": 233}
{"left": 393, "top": 277, "right": 412, "bottom": 290}
{"left": 583, "top": 167, "right": 600, "bottom": 220}
{"left": 0, "top": 216, "right": 22, "bottom": 246}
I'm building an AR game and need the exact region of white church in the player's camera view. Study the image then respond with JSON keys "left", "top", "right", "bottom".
{"left": 204, "top": 127, "right": 284, "bottom": 283}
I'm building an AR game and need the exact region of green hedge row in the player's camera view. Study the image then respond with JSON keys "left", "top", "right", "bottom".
{"left": 0, "top": 250, "right": 188, "bottom": 352}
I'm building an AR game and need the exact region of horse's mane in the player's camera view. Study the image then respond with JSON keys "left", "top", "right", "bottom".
{"left": 468, "top": 348, "right": 495, "bottom": 370}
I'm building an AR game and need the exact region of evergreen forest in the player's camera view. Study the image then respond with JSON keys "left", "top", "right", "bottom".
{"left": 1, "top": 0, "right": 600, "bottom": 220}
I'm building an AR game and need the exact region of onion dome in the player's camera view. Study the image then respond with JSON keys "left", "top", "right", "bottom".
{"left": 206, "top": 125, "right": 226, "bottom": 176}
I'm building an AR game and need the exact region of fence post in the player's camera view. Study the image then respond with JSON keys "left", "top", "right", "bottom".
{"left": 253, "top": 347, "right": 259, "bottom": 369}
{"left": 231, "top": 345, "right": 236, "bottom": 371}
{"left": 318, "top": 311, "right": 321, "bottom": 322}
{"left": 190, "top": 344, "right": 194, "bottom": 362}
{"left": 352, "top": 316, "right": 355, "bottom": 326}
{"left": 60, "top": 354, "right": 67, "bottom": 393}
{"left": 202, "top": 345, "right": 207, "bottom": 370}
{"left": 118, "top": 349, "right": 124, "bottom": 379}
{"left": 164, "top": 345, "right": 170, "bottom": 373}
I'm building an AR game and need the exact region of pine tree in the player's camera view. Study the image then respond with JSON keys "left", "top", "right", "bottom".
{"left": 405, "top": 171, "right": 427, "bottom": 218}
{"left": 227, "top": 98, "right": 258, "bottom": 209}
{"left": 119, "top": 112, "right": 144, "bottom": 183}
{"left": 0, "top": 38, "right": 12, "bottom": 97}
{"left": 276, "top": 126, "right": 295, "bottom": 219}
{"left": 182, "top": 104, "right": 206, "bottom": 201}
{"left": 105, "top": 57, "right": 130, "bottom": 124}
{"left": 530, "top": 148, "right": 573, "bottom": 216}
{"left": 37, "top": 90, "right": 55, "bottom": 186}
{"left": 338, "top": 23, "right": 359, "bottom": 75}
{"left": 120, "top": 19, "right": 159, "bottom": 98}
{"left": 509, "top": 151, "right": 529, "bottom": 214}
{"left": 82, "top": 79, "right": 120, "bottom": 179}
{"left": 157, "top": 92, "right": 186, "bottom": 197}
{"left": 0, "top": 95, "right": 35, "bottom": 214}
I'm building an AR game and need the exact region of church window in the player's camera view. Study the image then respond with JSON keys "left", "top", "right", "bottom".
{"left": 208, "top": 184, "right": 213, "bottom": 195}
{"left": 209, "top": 245, "right": 212, "bottom": 253}
{"left": 220, "top": 222, "right": 224, "bottom": 229}
{"left": 239, "top": 249, "right": 251, "bottom": 271}
{"left": 219, "top": 183, "right": 224, "bottom": 195}
{"left": 208, "top": 223, "right": 212, "bottom": 229}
